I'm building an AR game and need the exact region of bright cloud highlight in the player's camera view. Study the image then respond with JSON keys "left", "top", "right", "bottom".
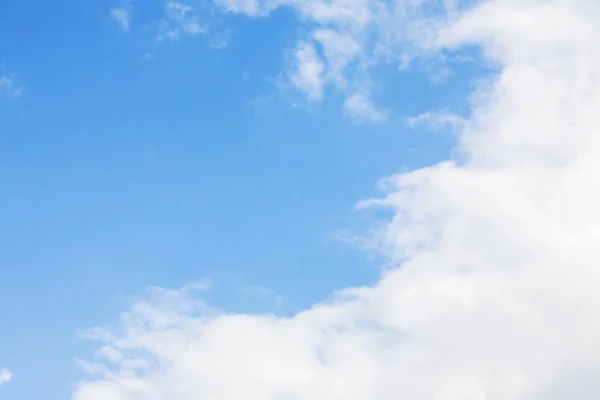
{"left": 0, "top": 369, "right": 13, "bottom": 386}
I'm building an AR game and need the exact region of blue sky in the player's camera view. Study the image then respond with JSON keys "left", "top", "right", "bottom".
{"left": 0, "top": 1, "right": 491, "bottom": 399}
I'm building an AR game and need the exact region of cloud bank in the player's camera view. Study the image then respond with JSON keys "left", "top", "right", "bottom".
{"left": 74, "top": 1, "right": 600, "bottom": 399}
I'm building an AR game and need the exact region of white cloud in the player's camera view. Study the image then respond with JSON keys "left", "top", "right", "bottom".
{"left": 344, "top": 93, "right": 386, "bottom": 123}
{"left": 213, "top": 0, "right": 273, "bottom": 16}
{"left": 407, "top": 111, "right": 465, "bottom": 132}
{"left": 284, "top": 29, "right": 366, "bottom": 106}
{"left": 158, "top": 1, "right": 204, "bottom": 42}
{"left": 212, "top": 0, "right": 455, "bottom": 121}
{"left": 0, "top": 369, "right": 13, "bottom": 386}
{"left": 111, "top": 0, "right": 132, "bottom": 32}
{"left": 312, "top": 29, "right": 360, "bottom": 87}
{"left": 74, "top": 1, "right": 600, "bottom": 399}
{"left": 288, "top": 41, "right": 326, "bottom": 101}
{"left": 0, "top": 73, "right": 23, "bottom": 101}
{"left": 111, "top": 9, "right": 131, "bottom": 32}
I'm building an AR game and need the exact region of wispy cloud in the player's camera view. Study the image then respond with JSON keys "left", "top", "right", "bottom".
{"left": 407, "top": 111, "right": 466, "bottom": 132}
{"left": 0, "top": 71, "right": 23, "bottom": 101}
{"left": 212, "top": 0, "right": 450, "bottom": 122}
{"left": 344, "top": 93, "right": 387, "bottom": 123}
{"left": 209, "top": 29, "right": 231, "bottom": 50}
{"left": 111, "top": 0, "right": 132, "bottom": 32}
{"left": 107, "top": 0, "right": 453, "bottom": 120}
{"left": 0, "top": 369, "right": 13, "bottom": 386}
{"left": 157, "top": 1, "right": 204, "bottom": 42}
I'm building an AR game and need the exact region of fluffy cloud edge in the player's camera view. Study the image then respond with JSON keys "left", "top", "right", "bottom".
{"left": 111, "top": 0, "right": 132, "bottom": 32}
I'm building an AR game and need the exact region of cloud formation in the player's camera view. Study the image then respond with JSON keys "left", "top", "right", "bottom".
{"left": 157, "top": 1, "right": 204, "bottom": 42}
{"left": 0, "top": 369, "right": 13, "bottom": 386}
{"left": 74, "top": 1, "right": 600, "bottom": 399}
{"left": 0, "top": 73, "right": 23, "bottom": 101}
{"left": 111, "top": 0, "right": 132, "bottom": 32}
{"left": 344, "top": 93, "right": 386, "bottom": 123}
{"left": 216, "top": 0, "right": 452, "bottom": 119}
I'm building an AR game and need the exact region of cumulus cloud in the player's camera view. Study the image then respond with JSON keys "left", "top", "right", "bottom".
{"left": 0, "top": 369, "right": 13, "bottom": 386}
{"left": 74, "top": 1, "right": 600, "bottom": 399}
